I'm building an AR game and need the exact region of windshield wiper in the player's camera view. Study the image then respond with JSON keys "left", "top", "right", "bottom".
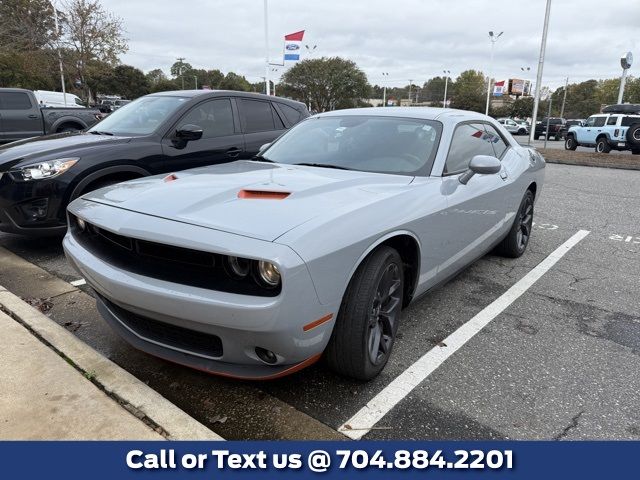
{"left": 293, "top": 162, "right": 352, "bottom": 171}
{"left": 89, "top": 130, "right": 114, "bottom": 136}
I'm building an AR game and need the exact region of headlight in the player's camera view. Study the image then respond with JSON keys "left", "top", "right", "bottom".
{"left": 12, "top": 158, "right": 79, "bottom": 181}
{"left": 225, "top": 256, "right": 251, "bottom": 279}
{"left": 256, "top": 260, "right": 280, "bottom": 288}
{"left": 76, "top": 217, "right": 86, "bottom": 231}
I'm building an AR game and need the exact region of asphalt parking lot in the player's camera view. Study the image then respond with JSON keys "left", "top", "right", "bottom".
{"left": 1, "top": 162, "right": 639, "bottom": 440}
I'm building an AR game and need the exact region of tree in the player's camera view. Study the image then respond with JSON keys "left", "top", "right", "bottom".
{"left": 450, "top": 70, "right": 485, "bottom": 112}
{"left": 510, "top": 96, "right": 534, "bottom": 119}
{"left": 282, "top": 57, "right": 369, "bottom": 111}
{"left": 422, "top": 76, "right": 455, "bottom": 105}
{"left": 145, "top": 68, "right": 166, "bottom": 85}
{"left": 94, "top": 64, "right": 149, "bottom": 98}
{"left": 0, "top": 0, "right": 57, "bottom": 52}
{"left": 61, "top": 0, "right": 127, "bottom": 100}
{"left": 170, "top": 60, "right": 192, "bottom": 78}
{"left": 219, "top": 72, "right": 251, "bottom": 91}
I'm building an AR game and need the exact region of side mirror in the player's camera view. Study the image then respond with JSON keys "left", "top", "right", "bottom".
{"left": 258, "top": 142, "right": 271, "bottom": 155}
{"left": 175, "top": 124, "right": 203, "bottom": 142}
{"left": 458, "top": 155, "right": 502, "bottom": 185}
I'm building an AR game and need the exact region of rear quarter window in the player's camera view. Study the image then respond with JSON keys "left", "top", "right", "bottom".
{"left": 277, "top": 103, "right": 304, "bottom": 125}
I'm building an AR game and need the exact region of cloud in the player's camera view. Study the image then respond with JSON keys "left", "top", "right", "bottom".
{"left": 105, "top": 0, "right": 640, "bottom": 89}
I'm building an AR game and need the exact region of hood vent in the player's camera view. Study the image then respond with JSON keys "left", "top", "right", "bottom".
{"left": 238, "top": 189, "right": 290, "bottom": 200}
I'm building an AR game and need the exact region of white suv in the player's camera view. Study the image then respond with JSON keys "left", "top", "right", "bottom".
{"left": 497, "top": 118, "right": 528, "bottom": 135}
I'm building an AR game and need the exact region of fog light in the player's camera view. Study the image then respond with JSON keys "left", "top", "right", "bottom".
{"left": 255, "top": 347, "right": 278, "bottom": 364}
{"left": 19, "top": 198, "right": 49, "bottom": 221}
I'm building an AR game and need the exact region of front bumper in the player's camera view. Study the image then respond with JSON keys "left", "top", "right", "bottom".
{"left": 0, "top": 173, "right": 68, "bottom": 235}
{"left": 63, "top": 199, "right": 339, "bottom": 379}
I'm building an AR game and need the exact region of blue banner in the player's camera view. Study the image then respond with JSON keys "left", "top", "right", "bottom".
{"left": 0, "top": 441, "right": 637, "bottom": 478}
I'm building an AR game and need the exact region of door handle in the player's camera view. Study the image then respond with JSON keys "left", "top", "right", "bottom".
{"left": 226, "top": 147, "right": 241, "bottom": 158}
{"left": 28, "top": 114, "right": 38, "bottom": 119}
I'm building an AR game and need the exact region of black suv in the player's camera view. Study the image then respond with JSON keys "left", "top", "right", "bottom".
{"left": 534, "top": 117, "right": 567, "bottom": 140}
{"left": 0, "top": 90, "right": 309, "bottom": 236}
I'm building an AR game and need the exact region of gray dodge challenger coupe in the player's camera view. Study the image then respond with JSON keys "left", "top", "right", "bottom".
{"left": 63, "top": 107, "right": 545, "bottom": 381}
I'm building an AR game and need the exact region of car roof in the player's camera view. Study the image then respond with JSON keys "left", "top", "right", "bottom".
{"left": 315, "top": 106, "right": 496, "bottom": 124}
{"left": 148, "top": 90, "right": 307, "bottom": 109}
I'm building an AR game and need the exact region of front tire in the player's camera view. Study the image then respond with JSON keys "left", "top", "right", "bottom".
{"left": 495, "top": 190, "right": 534, "bottom": 258}
{"left": 326, "top": 246, "right": 404, "bottom": 381}
{"left": 595, "top": 138, "right": 611, "bottom": 153}
{"left": 565, "top": 135, "right": 578, "bottom": 150}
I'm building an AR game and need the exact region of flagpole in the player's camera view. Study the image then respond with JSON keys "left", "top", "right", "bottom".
{"left": 263, "top": 0, "right": 270, "bottom": 96}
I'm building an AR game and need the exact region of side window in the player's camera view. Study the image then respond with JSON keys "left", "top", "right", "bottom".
{"left": 276, "top": 103, "right": 302, "bottom": 125}
{"left": 271, "top": 103, "right": 285, "bottom": 129}
{"left": 593, "top": 116, "right": 607, "bottom": 127}
{"left": 621, "top": 116, "right": 638, "bottom": 127}
{"left": 444, "top": 123, "right": 497, "bottom": 175}
{"left": 0, "top": 92, "right": 33, "bottom": 110}
{"left": 606, "top": 116, "right": 618, "bottom": 126}
{"left": 483, "top": 124, "right": 508, "bottom": 158}
{"left": 179, "top": 98, "right": 235, "bottom": 139}
{"left": 240, "top": 99, "right": 276, "bottom": 133}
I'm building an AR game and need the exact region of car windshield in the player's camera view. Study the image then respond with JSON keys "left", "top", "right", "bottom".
{"left": 261, "top": 115, "right": 442, "bottom": 176}
{"left": 89, "top": 96, "right": 188, "bottom": 136}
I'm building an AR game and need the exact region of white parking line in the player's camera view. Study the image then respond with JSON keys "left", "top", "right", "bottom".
{"left": 339, "top": 229, "right": 591, "bottom": 440}
{"left": 70, "top": 278, "right": 86, "bottom": 287}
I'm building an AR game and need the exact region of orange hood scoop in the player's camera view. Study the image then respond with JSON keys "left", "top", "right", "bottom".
{"left": 238, "top": 189, "right": 290, "bottom": 200}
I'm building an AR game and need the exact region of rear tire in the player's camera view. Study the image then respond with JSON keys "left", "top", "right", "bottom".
{"left": 626, "top": 123, "right": 640, "bottom": 147}
{"left": 565, "top": 136, "right": 578, "bottom": 150}
{"left": 595, "top": 138, "right": 611, "bottom": 153}
{"left": 325, "top": 246, "right": 404, "bottom": 381}
{"left": 495, "top": 190, "right": 534, "bottom": 258}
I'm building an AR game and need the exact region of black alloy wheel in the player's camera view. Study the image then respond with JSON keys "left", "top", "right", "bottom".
{"left": 495, "top": 190, "right": 535, "bottom": 258}
{"left": 367, "top": 262, "right": 402, "bottom": 366}
{"left": 326, "top": 246, "right": 404, "bottom": 380}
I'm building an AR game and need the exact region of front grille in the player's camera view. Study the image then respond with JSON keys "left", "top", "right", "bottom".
{"left": 100, "top": 294, "right": 223, "bottom": 359}
{"left": 71, "top": 218, "right": 280, "bottom": 297}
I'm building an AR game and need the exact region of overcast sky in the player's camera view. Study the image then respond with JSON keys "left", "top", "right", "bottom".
{"left": 105, "top": 0, "right": 639, "bottom": 90}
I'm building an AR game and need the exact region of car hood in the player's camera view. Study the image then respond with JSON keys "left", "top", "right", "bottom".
{"left": 0, "top": 133, "right": 132, "bottom": 171}
{"left": 83, "top": 160, "right": 414, "bottom": 242}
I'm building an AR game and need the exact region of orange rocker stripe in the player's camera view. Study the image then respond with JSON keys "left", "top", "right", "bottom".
{"left": 238, "top": 190, "right": 290, "bottom": 200}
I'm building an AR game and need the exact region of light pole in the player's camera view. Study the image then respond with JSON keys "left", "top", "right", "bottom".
{"left": 382, "top": 72, "right": 389, "bottom": 107}
{"left": 263, "top": 0, "right": 270, "bottom": 96}
{"left": 51, "top": 1, "right": 67, "bottom": 106}
{"left": 443, "top": 70, "right": 451, "bottom": 108}
{"left": 618, "top": 52, "right": 633, "bottom": 104}
{"left": 305, "top": 45, "right": 317, "bottom": 56}
{"left": 529, "top": 0, "right": 553, "bottom": 143}
{"left": 485, "top": 31, "right": 503, "bottom": 115}
{"left": 560, "top": 76, "right": 569, "bottom": 118}
{"left": 408, "top": 79, "right": 413, "bottom": 105}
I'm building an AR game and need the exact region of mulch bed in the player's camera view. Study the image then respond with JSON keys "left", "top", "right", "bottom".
{"left": 537, "top": 148, "right": 640, "bottom": 171}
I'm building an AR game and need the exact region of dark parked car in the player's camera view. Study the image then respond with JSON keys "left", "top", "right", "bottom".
{"left": 0, "top": 88, "right": 101, "bottom": 143}
{"left": 534, "top": 117, "right": 567, "bottom": 140}
{"left": 0, "top": 90, "right": 309, "bottom": 236}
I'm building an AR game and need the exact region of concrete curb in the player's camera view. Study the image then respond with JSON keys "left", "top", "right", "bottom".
{"left": 0, "top": 285, "right": 223, "bottom": 441}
